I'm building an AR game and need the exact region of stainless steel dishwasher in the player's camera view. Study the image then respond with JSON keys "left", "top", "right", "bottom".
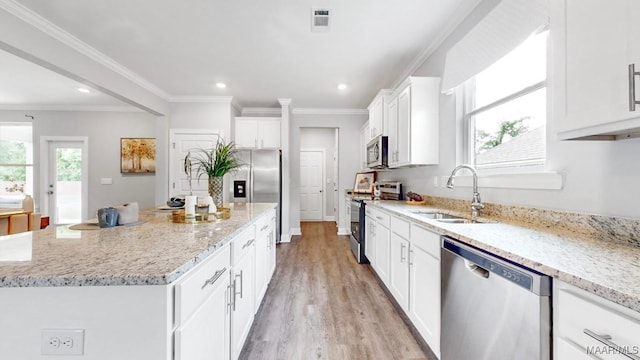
{"left": 441, "top": 236, "right": 551, "bottom": 360}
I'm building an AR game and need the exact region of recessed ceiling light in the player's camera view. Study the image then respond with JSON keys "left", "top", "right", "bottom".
{"left": 77, "top": 88, "right": 90, "bottom": 93}
{"left": 216, "top": 82, "right": 227, "bottom": 89}
{"left": 337, "top": 83, "right": 347, "bottom": 90}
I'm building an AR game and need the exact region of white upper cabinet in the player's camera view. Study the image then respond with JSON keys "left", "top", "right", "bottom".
{"left": 367, "top": 89, "right": 393, "bottom": 140}
{"left": 234, "top": 117, "right": 281, "bottom": 148}
{"left": 388, "top": 76, "right": 440, "bottom": 167}
{"left": 553, "top": 0, "right": 640, "bottom": 140}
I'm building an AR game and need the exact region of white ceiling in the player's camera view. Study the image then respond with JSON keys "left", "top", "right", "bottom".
{"left": 0, "top": 49, "right": 132, "bottom": 108}
{"left": 6, "top": 0, "right": 480, "bottom": 110}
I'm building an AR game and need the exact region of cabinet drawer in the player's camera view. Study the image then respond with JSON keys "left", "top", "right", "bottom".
{"left": 373, "top": 209, "right": 390, "bottom": 228}
{"left": 556, "top": 288, "right": 640, "bottom": 356}
{"left": 365, "top": 206, "right": 376, "bottom": 218}
{"left": 256, "top": 213, "right": 273, "bottom": 238}
{"left": 410, "top": 224, "right": 440, "bottom": 259}
{"left": 232, "top": 225, "right": 256, "bottom": 265}
{"left": 390, "top": 215, "right": 409, "bottom": 239}
{"left": 175, "top": 244, "right": 231, "bottom": 325}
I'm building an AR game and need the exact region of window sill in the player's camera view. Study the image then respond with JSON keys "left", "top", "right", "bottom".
{"left": 440, "top": 171, "right": 563, "bottom": 190}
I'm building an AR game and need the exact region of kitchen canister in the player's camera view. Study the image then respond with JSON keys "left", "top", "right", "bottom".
{"left": 22, "top": 194, "right": 34, "bottom": 212}
{"left": 116, "top": 202, "right": 139, "bottom": 225}
{"left": 97, "top": 207, "right": 119, "bottom": 228}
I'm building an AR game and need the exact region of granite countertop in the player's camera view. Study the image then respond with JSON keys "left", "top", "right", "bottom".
{"left": 367, "top": 200, "right": 640, "bottom": 313}
{"left": 0, "top": 203, "right": 276, "bottom": 288}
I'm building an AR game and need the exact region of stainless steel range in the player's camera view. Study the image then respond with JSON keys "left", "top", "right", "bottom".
{"left": 350, "top": 198, "right": 368, "bottom": 263}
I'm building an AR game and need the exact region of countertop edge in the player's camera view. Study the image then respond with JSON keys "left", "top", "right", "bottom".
{"left": 366, "top": 200, "right": 640, "bottom": 313}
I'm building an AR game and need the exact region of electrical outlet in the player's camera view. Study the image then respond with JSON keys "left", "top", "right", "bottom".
{"left": 41, "top": 329, "right": 84, "bottom": 355}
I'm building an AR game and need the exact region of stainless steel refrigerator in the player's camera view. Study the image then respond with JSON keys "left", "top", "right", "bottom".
{"left": 229, "top": 149, "right": 282, "bottom": 242}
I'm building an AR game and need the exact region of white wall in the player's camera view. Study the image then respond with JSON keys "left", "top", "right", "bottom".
{"left": 377, "top": 0, "right": 640, "bottom": 219}
{"left": 300, "top": 127, "right": 336, "bottom": 219}
{"left": 169, "top": 102, "right": 233, "bottom": 139}
{"left": 291, "top": 113, "right": 367, "bottom": 234}
{"left": 0, "top": 110, "right": 158, "bottom": 218}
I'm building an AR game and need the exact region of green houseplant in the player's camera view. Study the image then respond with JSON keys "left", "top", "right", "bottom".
{"left": 190, "top": 140, "right": 243, "bottom": 209}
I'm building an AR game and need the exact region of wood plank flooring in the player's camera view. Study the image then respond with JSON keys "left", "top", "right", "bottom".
{"left": 240, "top": 221, "right": 433, "bottom": 360}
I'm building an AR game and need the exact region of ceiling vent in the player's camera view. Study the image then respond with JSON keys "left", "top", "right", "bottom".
{"left": 311, "top": 8, "right": 331, "bottom": 32}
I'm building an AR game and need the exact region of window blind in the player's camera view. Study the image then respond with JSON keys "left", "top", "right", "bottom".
{"left": 441, "top": 0, "right": 549, "bottom": 92}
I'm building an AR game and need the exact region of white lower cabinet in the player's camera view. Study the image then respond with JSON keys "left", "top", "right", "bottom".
{"left": 371, "top": 211, "right": 441, "bottom": 358}
{"left": 231, "top": 227, "right": 256, "bottom": 360}
{"left": 174, "top": 244, "right": 231, "bottom": 360}
{"left": 409, "top": 223, "right": 441, "bottom": 358}
{"left": 554, "top": 280, "right": 640, "bottom": 360}
{"left": 254, "top": 209, "right": 276, "bottom": 313}
{"left": 366, "top": 207, "right": 391, "bottom": 285}
{"left": 389, "top": 231, "right": 410, "bottom": 311}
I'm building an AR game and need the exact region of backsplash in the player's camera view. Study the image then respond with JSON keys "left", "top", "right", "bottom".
{"left": 423, "top": 195, "right": 640, "bottom": 247}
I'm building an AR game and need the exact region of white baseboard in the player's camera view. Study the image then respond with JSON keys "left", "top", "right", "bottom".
{"left": 291, "top": 227, "right": 301, "bottom": 236}
{"left": 337, "top": 227, "right": 350, "bottom": 235}
{"left": 280, "top": 232, "right": 291, "bottom": 243}
{"left": 324, "top": 216, "right": 335, "bottom": 221}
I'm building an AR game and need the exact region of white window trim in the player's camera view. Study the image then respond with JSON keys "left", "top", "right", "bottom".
{"left": 455, "top": 82, "right": 562, "bottom": 191}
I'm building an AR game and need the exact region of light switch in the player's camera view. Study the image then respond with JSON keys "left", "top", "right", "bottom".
{"left": 100, "top": 178, "right": 112, "bottom": 185}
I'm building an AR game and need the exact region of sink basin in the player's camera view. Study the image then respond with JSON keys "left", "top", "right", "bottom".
{"left": 411, "top": 211, "right": 484, "bottom": 224}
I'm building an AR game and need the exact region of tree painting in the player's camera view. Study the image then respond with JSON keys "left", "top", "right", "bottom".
{"left": 121, "top": 138, "right": 156, "bottom": 173}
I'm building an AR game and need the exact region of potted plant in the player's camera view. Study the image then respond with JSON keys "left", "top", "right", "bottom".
{"left": 189, "top": 139, "right": 243, "bottom": 209}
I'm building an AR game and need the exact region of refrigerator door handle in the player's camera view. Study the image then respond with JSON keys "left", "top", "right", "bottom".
{"left": 249, "top": 151, "right": 253, "bottom": 202}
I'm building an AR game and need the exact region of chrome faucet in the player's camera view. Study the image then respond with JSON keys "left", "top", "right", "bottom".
{"left": 446, "top": 164, "right": 484, "bottom": 219}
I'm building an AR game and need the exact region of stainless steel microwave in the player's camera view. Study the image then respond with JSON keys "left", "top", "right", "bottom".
{"left": 366, "top": 135, "right": 388, "bottom": 168}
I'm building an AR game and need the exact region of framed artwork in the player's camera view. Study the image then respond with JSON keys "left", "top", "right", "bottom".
{"left": 120, "top": 138, "right": 156, "bottom": 173}
{"left": 353, "top": 172, "right": 375, "bottom": 193}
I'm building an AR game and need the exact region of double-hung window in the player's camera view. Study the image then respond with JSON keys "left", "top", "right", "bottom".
{"left": 463, "top": 30, "right": 548, "bottom": 170}
{"left": 0, "top": 123, "right": 33, "bottom": 208}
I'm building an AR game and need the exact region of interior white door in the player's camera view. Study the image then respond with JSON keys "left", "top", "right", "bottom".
{"left": 169, "top": 130, "right": 221, "bottom": 199}
{"left": 46, "top": 141, "right": 86, "bottom": 224}
{"left": 333, "top": 129, "right": 339, "bottom": 224}
{"left": 299, "top": 149, "right": 324, "bottom": 221}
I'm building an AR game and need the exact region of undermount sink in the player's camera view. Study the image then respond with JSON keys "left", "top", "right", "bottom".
{"left": 411, "top": 211, "right": 484, "bottom": 224}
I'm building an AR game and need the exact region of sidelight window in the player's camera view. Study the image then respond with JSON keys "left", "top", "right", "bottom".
{"left": 0, "top": 123, "right": 33, "bottom": 207}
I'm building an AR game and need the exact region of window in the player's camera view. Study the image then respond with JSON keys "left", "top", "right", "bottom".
{"left": 463, "top": 30, "right": 548, "bottom": 170}
{"left": 0, "top": 123, "right": 33, "bottom": 208}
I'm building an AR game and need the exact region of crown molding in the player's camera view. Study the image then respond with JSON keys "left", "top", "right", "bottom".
{"left": 392, "top": 0, "right": 481, "bottom": 89}
{"left": 168, "top": 96, "right": 234, "bottom": 104}
{"left": 292, "top": 108, "right": 368, "bottom": 115}
{"left": 0, "top": 0, "right": 170, "bottom": 100}
{"left": 241, "top": 107, "right": 282, "bottom": 116}
{"left": 0, "top": 104, "right": 144, "bottom": 112}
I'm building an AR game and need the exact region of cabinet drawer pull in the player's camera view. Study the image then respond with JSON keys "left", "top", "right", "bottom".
{"left": 242, "top": 239, "right": 255, "bottom": 249}
{"left": 201, "top": 267, "right": 227, "bottom": 289}
{"left": 630, "top": 64, "right": 640, "bottom": 111}
{"left": 584, "top": 329, "right": 640, "bottom": 360}
{"left": 376, "top": 216, "right": 384, "bottom": 221}
{"left": 260, "top": 224, "right": 269, "bottom": 231}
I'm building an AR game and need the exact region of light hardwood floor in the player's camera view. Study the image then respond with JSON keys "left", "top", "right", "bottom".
{"left": 240, "top": 221, "right": 434, "bottom": 360}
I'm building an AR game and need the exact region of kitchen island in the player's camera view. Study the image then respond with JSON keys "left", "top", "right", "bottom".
{"left": 0, "top": 203, "right": 277, "bottom": 360}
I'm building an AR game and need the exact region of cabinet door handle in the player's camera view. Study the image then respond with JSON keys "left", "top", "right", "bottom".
{"left": 254, "top": 139, "right": 258, "bottom": 147}
{"left": 584, "top": 329, "right": 640, "bottom": 360}
{"left": 261, "top": 139, "right": 264, "bottom": 148}
{"left": 233, "top": 269, "right": 243, "bottom": 312}
{"left": 400, "top": 243, "right": 406, "bottom": 262}
{"left": 201, "top": 267, "right": 227, "bottom": 289}
{"left": 242, "top": 239, "right": 255, "bottom": 249}
{"left": 630, "top": 64, "right": 640, "bottom": 111}
{"left": 226, "top": 284, "right": 233, "bottom": 314}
